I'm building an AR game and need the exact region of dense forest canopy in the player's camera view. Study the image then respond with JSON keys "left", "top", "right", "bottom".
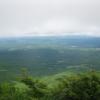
{"left": 0, "top": 71, "right": 100, "bottom": 100}
{"left": 0, "top": 36, "right": 100, "bottom": 81}
{"left": 0, "top": 36, "right": 100, "bottom": 100}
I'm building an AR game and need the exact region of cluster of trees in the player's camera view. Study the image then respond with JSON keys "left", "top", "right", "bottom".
{"left": 0, "top": 71, "right": 100, "bottom": 100}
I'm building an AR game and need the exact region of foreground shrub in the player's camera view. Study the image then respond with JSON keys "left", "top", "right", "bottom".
{"left": 57, "top": 71, "right": 100, "bottom": 100}
{"left": 0, "top": 71, "right": 100, "bottom": 100}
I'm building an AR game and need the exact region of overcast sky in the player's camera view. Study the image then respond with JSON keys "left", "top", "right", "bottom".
{"left": 0, "top": 0, "right": 100, "bottom": 37}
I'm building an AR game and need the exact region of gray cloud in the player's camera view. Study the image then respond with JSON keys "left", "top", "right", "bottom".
{"left": 0, "top": 0, "right": 100, "bottom": 36}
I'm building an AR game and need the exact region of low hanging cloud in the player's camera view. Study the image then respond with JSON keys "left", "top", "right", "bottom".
{"left": 0, "top": 0, "right": 100, "bottom": 36}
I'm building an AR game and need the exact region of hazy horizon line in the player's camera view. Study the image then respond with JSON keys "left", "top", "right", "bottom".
{"left": 0, "top": 33, "right": 100, "bottom": 38}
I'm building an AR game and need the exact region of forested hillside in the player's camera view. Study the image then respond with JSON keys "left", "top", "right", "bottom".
{"left": 0, "top": 36, "right": 100, "bottom": 99}
{"left": 0, "top": 36, "right": 100, "bottom": 81}
{"left": 0, "top": 71, "right": 100, "bottom": 100}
